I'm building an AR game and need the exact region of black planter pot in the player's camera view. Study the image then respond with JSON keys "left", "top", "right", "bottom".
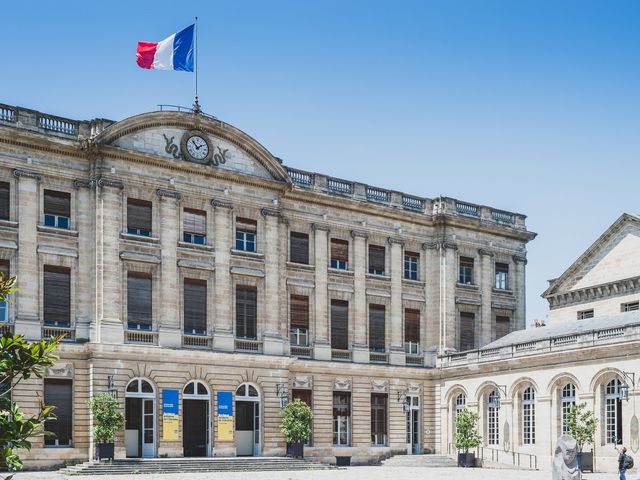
{"left": 291, "top": 441, "right": 304, "bottom": 459}
{"left": 577, "top": 451, "right": 593, "bottom": 472}
{"left": 457, "top": 452, "right": 475, "bottom": 468}
{"left": 96, "top": 442, "right": 115, "bottom": 461}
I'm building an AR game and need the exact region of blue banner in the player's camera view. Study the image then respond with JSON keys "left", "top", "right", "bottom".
{"left": 163, "top": 389, "right": 179, "bottom": 415}
{"left": 217, "top": 391, "right": 233, "bottom": 416}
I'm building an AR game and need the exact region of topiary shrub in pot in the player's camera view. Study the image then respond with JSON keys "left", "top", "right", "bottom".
{"left": 87, "top": 393, "right": 125, "bottom": 461}
{"left": 455, "top": 408, "right": 482, "bottom": 468}
{"left": 280, "top": 399, "right": 313, "bottom": 459}
{"left": 565, "top": 402, "right": 597, "bottom": 472}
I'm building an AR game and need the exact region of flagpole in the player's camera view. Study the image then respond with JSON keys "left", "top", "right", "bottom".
{"left": 194, "top": 16, "right": 200, "bottom": 113}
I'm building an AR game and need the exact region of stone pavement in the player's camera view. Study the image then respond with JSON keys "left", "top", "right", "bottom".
{"left": 7, "top": 466, "right": 628, "bottom": 480}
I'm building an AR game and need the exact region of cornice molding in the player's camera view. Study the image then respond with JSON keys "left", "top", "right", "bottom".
{"left": 512, "top": 254, "right": 527, "bottom": 265}
{"left": 548, "top": 276, "right": 640, "bottom": 309}
{"left": 156, "top": 188, "right": 182, "bottom": 200}
{"left": 13, "top": 169, "right": 42, "bottom": 181}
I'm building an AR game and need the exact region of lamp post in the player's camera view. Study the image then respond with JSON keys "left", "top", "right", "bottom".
{"left": 620, "top": 372, "right": 635, "bottom": 401}
{"left": 107, "top": 375, "right": 118, "bottom": 399}
{"left": 397, "top": 389, "right": 411, "bottom": 412}
{"left": 276, "top": 383, "right": 288, "bottom": 409}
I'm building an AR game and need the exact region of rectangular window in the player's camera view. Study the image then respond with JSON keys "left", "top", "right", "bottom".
{"left": 371, "top": 393, "right": 388, "bottom": 446}
{"left": 459, "top": 312, "right": 475, "bottom": 351}
{"left": 235, "top": 218, "right": 257, "bottom": 252}
{"left": 331, "top": 300, "right": 348, "bottom": 350}
{"left": 459, "top": 257, "right": 474, "bottom": 285}
{"left": 183, "top": 208, "right": 206, "bottom": 245}
{"left": 183, "top": 279, "right": 207, "bottom": 335}
{"left": 333, "top": 392, "right": 351, "bottom": 446}
{"left": 577, "top": 309, "right": 594, "bottom": 320}
{"left": 0, "top": 181, "right": 9, "bottom": 220}
{"left": 404, "top": 252, "right": 419, "bottom": 280}
{"left": 290, "top": 295, "right": 309, "bottom": 346}
{"left": 495, "top": 315, "right": 510, "bottom": 340}
{"left": 127, "top": 272, "right": 152, "bottom": 330}
{"left": 44, "top": 190, "right": 71, "bottom": 229}
{"left": 368, "top": 305, "right": 385, "bottom": 352}
{"left": 0, "top": 260, "right": 8, "bottom": 323}
{"left": 368, "top": 245, "right": 385, "bottom": 275}
{"left": 495, "top": 263, "right": 509, "bottom": 290}
{"left": 44, "top": 379, "right": 72, "bottom": 446}
{"left": 236, "top": 286, "right": 257, "bottom": 339}
{"left": 127, "top": 199, "right": 152, "bottom": 236}
{"left": 289, "top": 232, "right": 309, "bottom": 264}
{"left": 622, "top": 301, "right": 639, "bottom": 312}
{"left": 330, "top": 239, "right": 348, "bottom": 270}
{"left": 43, "top": 266, "right": 71, "bottom": 327}
{"left": 522, "top": 389, "right": 535, "bottom": 445}
{"left": 404, "top": 308, "right": 420, "bottom": 355}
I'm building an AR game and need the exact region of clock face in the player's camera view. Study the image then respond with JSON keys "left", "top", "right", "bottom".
{"left": 186, "top": 135, "right": 209, "bottom": 160}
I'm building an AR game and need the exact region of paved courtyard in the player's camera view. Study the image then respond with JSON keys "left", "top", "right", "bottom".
{"left": 8, "top": 467, "right": 631, "bottom": 480}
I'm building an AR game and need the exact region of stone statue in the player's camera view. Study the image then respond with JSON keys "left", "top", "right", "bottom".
{"left": 552, "top": 435, "right": 581, "bottom": 480}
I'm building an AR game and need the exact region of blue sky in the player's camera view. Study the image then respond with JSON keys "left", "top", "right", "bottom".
{"left": 2, "top": 1, "right": 639, "bottom": 323}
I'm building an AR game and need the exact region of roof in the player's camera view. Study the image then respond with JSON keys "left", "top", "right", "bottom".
{"left": 483, "top": 310, "right": 640, "bottom": 350}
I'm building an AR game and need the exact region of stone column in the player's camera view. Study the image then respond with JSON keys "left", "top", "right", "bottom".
{"left": 513, "top": 255, "right": 527, "bottom": 331}
{"left": 389, "top": 237, "right": 405, "bottom": 365}
{"left": 14, "top": 170, "right": 41, "bottom": 340}
{"left": 212, "top": 198, "right": 234, "bottom": 351}
{"left": 74, "top": 179, "right": 95, "bottom": 341}
{"left": 441, "top": 242, "right": 458, "bottom": 353}
{"left": 423, "top": 243, "right": 439, "bottom": 360}
{"left": 312, "top": 224, "right": 331, "bottom": 360}
{"left": 95, "top": 178, "right": 124, "bottom": 344}
{"left": 157, "top": 189, "right": 181, "bottom": 347}
{"left": 261, "top": 208, "right": 284, "bottom": 356}
{"left": 479, "top": 249, "right": 494, "bottom": 347}
{"left": 351, "top": 230, "right": 368, "bottom": 363}
{"left": 536, "top": 396, "right": 552, "bottom": 461}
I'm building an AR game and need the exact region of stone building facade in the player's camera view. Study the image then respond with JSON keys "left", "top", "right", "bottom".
{"left": 0, "top": 103, "right": 535, "bottom": 468}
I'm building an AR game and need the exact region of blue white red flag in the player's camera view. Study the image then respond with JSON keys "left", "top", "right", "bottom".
{"left": 136, "top": 24, "right": 194, "bottom": 72}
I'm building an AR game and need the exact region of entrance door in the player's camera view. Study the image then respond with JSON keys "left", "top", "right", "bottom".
{"left": 142, "top": 398, "right": 155, "bottom": 457}
{"left": 235, "top": 383, "right": 261, "bottom": 456}
{"left": 125, "top": 378, "right": 156, "bottom": 458}
{"left": 406, "top": 395, "right": 420, "bottom": 454}
{"left": 183, "top": 380, "right": 211, "bottom": 457}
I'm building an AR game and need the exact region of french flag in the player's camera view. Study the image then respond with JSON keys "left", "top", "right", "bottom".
{"left": 136, "top": 24, "right": 195, "bottom": 72}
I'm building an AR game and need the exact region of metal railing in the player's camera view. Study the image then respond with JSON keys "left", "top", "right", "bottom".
{"left": 366, "top": 186, "right": 390, "bottom": 202}
{"left": 402, "top": 195, "right": 424, "bottom": 210}
{"left": 290, "top": 346, "right": 313, "bottom": 358}
{"left": 369, "top": 352, "right": 389, "bottom": 363}
{"left": 456, "top": 201, "right": 480, "bottom": 217}
{"left": 327, "top": 178, "right": 353, "bottom": 194}
{"left": 286, "top": 168, "right": 313, "bottom": 186}
{"left": 235, "top": 338, "right": 262, "bottom": 352}
{"left": 448, "top": 443, "right": 537, "bottom": 470}
{"left": 405, "top": 355, "right": 424, "bottom": 366}
{"left": 331, "top": 349, "right": 352, "bottom": 361}
{"left": 182, "top": 334, "right": 212, "bottom": 349}
{"left": 125, "top": 330, "right": 157, "bottom": 345}
{"left": 42, "top": 326, "right": 75, "bottom": 342}
{"left": 492, "top": 210, "right": 514, "bottom": 224}
{"left": 0, "top": 323, "right": 13, "bottom": 336}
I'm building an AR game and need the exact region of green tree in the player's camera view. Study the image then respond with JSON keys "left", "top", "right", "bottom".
{"left": 454, "top": 408, "right": 482, "bottom": 453}
{"left": 565, "top": 402, "right": 597, "bottom": 452}
{"left": 280, "top": 399, "right": 313, "bottom": 444}
{"left": 87, "top": 393, "right": 125, "bottom": 444}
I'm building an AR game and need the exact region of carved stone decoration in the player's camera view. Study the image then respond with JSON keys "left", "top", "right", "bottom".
{"left": 292, "top": 376, "right": 312, "bottom": 390}
{"left": 478, "top": 248, "right": 495, "bottom": 257}
{"left": 211, "top": 198, "right": 233, "bottom": 209}
{"left": 260, "top": 207, "right": 281, "bottom": 218}
{"left": 387, "top": 236, "right": 405, "bottom": 246}
{"left": 13, "top": 169, "right": 42, "bottom": 181}
{"left": 96, "top": 178, "right": 124, "bottom": 189}
{"left": 407, "top": 383, "right": 421, "bottom": 395}
{"left": 46, "top": 363, "right": 73, "bottom": 378}
{"left": 552, "top": 436, "right": 581, "bottom": 480}
{"left": 156, "top": 188, "right": 182, "bottom": 200}
{"left": 73, "top": 178, "right": 95, "bottom": 189}
{"left": 312, "top": 223, "right": 330, "bottom": 232}
{"left": 631, "top": 415, "right": 639, "bottom": 453}
{"left": 513, "top": 254, "right": 528, "bottom": 265}
{"left": 371, "top": 379, "right": 388, "bottom": 393}
{"left": 333, "top": 378, "right": 352, "bottom": 391}
{"left": 350, "top": 229, "right": 368, "bottom": 239}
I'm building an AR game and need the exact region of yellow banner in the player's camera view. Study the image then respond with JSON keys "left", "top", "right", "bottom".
{"left": 217, "top": 415, "right": 234, "bottom": 441}
{"left": 163, "top": 413, "right": 180, "bottom": 441}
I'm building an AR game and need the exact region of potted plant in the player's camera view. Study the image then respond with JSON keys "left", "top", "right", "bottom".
{"left": 454, "top": 408, "right": 482, "bottom": 468}
{"left": 87, "top": 393, "right": 125, "bottom": 461}
{"left": 280, "top": 399, "right": 313, "bottom": 458}
{"left": 565, "top": 402, "right": 597, "bottom": 472}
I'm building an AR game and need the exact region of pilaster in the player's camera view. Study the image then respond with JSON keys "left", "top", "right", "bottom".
{"left": 479, "top": 249, "right": 494, "bottom": 347}
{"left": 388, "top": 237, "right": 405, "bottom": 365}
{"left": 212, "top": 198, "right": 234, "bottom": 351}
{"left": 351, "top": 230, "right": 368, "bottom": 363}
{"left": 312, "top": 223, "right": 330, "bottom": 360}
{"left": 513, "top": 255, "right": 527, "bottom": 331}
{"left": 74, "top": 179, "right": 95, "bottom": 341}
{"left": 261, "top": 207, "right": 284, "bottom": 355}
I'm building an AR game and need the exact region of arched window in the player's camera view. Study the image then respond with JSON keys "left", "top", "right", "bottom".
{"left": 522, "top": 387, "right": 535, "bottom": 445}
{"left": 455, "top": 393, "right": 466, "bottom": 415}
{"left": 605, "top": 378, "right": 623, "bottom": 444}
{"left": 561, "top": 383, "right": 576, "bottom": 435}
{"left": 487, "top": 390, "right": 499, "bottom": 446}
{"left": 236, "top": 383, "right": 260, "bottom": 400}
{"left": 126, "top": 378, "right": 155, "bottom": 395}
{"left": 183, "top": 380, "right": 209, "bottom": 398}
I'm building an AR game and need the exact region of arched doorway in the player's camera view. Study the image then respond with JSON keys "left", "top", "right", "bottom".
{"left": 183, "top": 380, "right": 211, "bottom": 457}
{"left": 125, "top": 378, "right": 156, "bottom": 458}
{"left": 235, "top": 383, "right": 260, "bottom": 456}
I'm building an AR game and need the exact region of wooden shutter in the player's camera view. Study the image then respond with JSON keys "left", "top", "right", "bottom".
{"left": 43, "top": 266, "right": 70, "bottom": 327}
{"left": 331, "top": 300, "right": 348, "bottom": 350}
{"left": 44, "top": 190, "right": 70, "bottom": 217}
{"left": 290, "top": 232, "right": 309, "bottom": 264}
{"left": 459, "top": 312, "right": 475, "bottom": 351}
{"left": 127, "top": 272, "right": 152, "bottom": 328}
{"left": 236, "top": 286, "right": 257, "bottom": 339}
{"left": 331, "top": 239, "right": 348, "bottom": 262}
{"left": 184, "top": 279, "right": 207, "bottom": 333}
{"left": 44, "top": 379, "right": 72, "bottom": 446}
{"left": 404, "top": 308, "right": 420, "bottom": 344}
{"left": 495, "top": 315, "right": 510, "bottom": 340}
{"left": 236, "top": 217, "right": 257, "bottom": 233}
{"left": 183, "top": 209, "right": 206, "bottom": 235}
{"left": 127, "top": 199, "right": 152, "bottom": 231}
{"left": 368, "top": 245, "right": 385, "bottom": 272}
{"left": 290, "top": 295, "right": 309, "bottom": 329}
{"left": 0, "top": 182, "right": 9, "bottom": 220}
{"left": 292, "top": 389, "right": 312, "bottom": 406}
{"left": 369, "top": 305, "right": 386, "bottom": 351}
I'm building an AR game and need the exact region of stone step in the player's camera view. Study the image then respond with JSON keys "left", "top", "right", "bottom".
{"left": 381, "top": 454, "right": 458, "bottom": 468}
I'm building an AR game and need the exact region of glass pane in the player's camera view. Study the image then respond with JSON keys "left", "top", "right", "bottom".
{"left": 144, "top": 429, "right": 153, "bottom": 443}
{"left": 248, "top": 385, "right": 258, "bottom": 397}
{"left": 197, "top": 382, "right": 207, "bottom": 395}
{"left": 184, "top": 382, "right": 194, "bottom": 395}
{"left": 141, "top": 380, "right": 153, "bottom": 393}
{"left": 144, "top": 400, "right": 153, "bottom": 415}
{"left": 236, "top": 385, "right": 246, "bottom": 397}
{"left": 127, "top": 380, "right": 138, "bottom": 392}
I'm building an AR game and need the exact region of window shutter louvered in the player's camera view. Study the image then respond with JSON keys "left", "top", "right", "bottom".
{"left": 236, "top": 217, "right": 257, "bottom": 233}
{"left": 0, "top": 182, "right": 9, "bottom": 220}
{"left": 331, "top": 239, "right": 348, "bottom": 262}
{"left": 184, "top": 279, "right": 207, "bottom": 334}
{"left": 183, "top": 209, "right": 206, "bottom": 235}
{"left": 495, "top": 315, "right": 510, "bottom": 340}
{"left": 368, "top": 305, "right": 386, "bottom": 351}
{"left": 127, "top": 199, "right": 152, "bottom": 231}
{"left": 290, "top": 295, "right": 309, "bottom": 329}
{"left": 459, "top": 312, "right": 475, "bottom": 351}
{"left": 404, "top": 308, "right": 420, "bottom": 344}
{"left": 290, "top": 232, "right": 310, "bottom": 264}
{"left": 331, "top": 299, "right": 348, "bottom": 350}
{"left": 236, "top": 286, "right": 257, "bottom": 339}
{"left": 368, "top": 245, "right": 385, "bottom": 273}
{"left": 44, "top": 379, "right": 72, "bottom": 446}
{"left": 43, "top": 266, "right": 70, "bottom": 327}
{"left": 44, "top": 190, "right": 70, "bottom": 217}
{"left": 127, "top": 272, "right": 152, "bottom": 328}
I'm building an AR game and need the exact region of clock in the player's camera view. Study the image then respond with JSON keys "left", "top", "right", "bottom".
{"left": 180, "top": 130, "right": 213, "bottom": 164}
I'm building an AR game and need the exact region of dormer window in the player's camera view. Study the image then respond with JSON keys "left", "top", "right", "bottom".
{"left": 44, "top": 190, "right": 70, "bottom": 229}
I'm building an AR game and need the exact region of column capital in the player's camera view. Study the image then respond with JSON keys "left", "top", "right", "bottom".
{"left": 96, "top": 177, "right": 124, "bottom": 189}
{"left": 350, "top": 229, "right": 368, "bottom": 239}
{"left": 387, "top": 236, "right": 405, "bottom": 246}
{"left": 73, "top": 178, "right": 96, "bottom": 189}
{"left": 478, "top": 248, "right": 495, "bottom": 257}
{"left": 423, "top": 241, "right": 457, "bottom": 251}
{"left": 156, "top": 188, "right": 182, "bottom": 200}
{"left": 260, "top": 207, "right": 282, "bottom": 218}
{"left": 13, "top": 169, "right": 42, "bottom": 181}
{"left": 211, "top": 197, "right": 233, "bottom": 209}
{"left": 512, "top": 254, "right": 527, "bottom": 265}
{"left": 312, "top": 223, "right": 330, "bottom": 232}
